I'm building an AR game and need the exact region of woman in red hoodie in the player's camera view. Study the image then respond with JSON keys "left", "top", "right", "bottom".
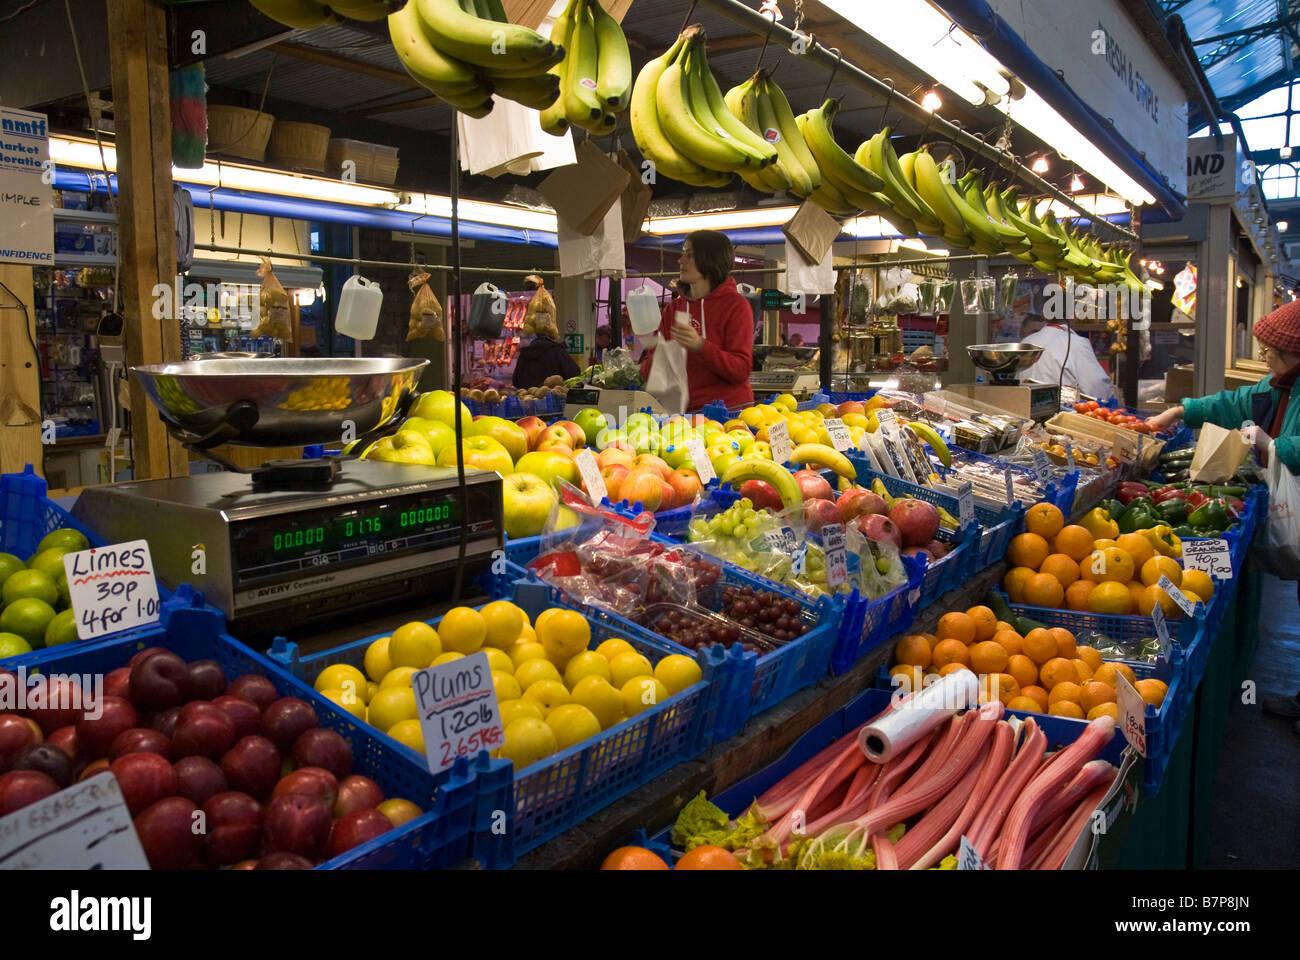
{"left": 639, "top": 230, "right": 755, "bottom": 412}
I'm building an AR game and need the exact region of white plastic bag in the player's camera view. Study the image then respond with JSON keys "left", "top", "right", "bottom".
{"left": 1256, "top": 438, "right": 1300, "bottom": 579}
{"left": 784, "top": 240, "right": 835, "bottom": 295}
{"left": 557, "top": 201, "right": 626, "bottom": 278}
{"left": 646, "top": 334, "right": 689, "bottom": 414}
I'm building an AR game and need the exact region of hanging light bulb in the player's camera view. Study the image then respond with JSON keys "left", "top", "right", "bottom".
{"left": 1032, "top": 155, "right": 1050, "bottom": 174}
{"left": 1278, "top": 220, "right": 1289, "bottom": 232}
{"left": 1281, "top": 145, "right": 1293, "bottom": 160}
{"left": 1069, "top": 172, "right": 1084, "bottom": 192}
{"left": 921, "top": 89, "right": 943, "bottom": 112}
{"left": 759, "top": 0, "right": 783, "bottom": 20}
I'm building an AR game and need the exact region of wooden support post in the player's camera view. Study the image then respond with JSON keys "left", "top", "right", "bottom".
{"left": 107, "top": 0, "right": 187, "bottom": 480}
{"left": 0, "top": 265, "right": 43, "bottom": 476}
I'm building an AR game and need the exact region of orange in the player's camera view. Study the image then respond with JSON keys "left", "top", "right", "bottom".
{"left": 969, "top": 640, "right": 1009, "bottom": 674}
{"left": 675, "top": 845, "right": 743, "bottom": 870}
{"left": 1006, "top": 695, "right": 1044, "bottom": 714}
{"left": 1048, "top": 681, "right": 1083, "bottom": 705}
{"left": 938, "top": 662, "right": 972, "bottom": 677}
{"left": 1134, "top": 678, "right": 1168, "bottom": 706}
{"left": 1025, "top": 502, "right": 1065, "bottom": 539}
{"left": 1115, "top": 533, "right": 1156, "bottom": 570}
{"left": 1072, "top": 658, "right": 1095, "bottom": 683}
{"left": 1093, "top": 662, "right": 1137, "bottom": 688}
{"left": 1053, "top": 525, "right": 1095, "bottom": 562}
{"left": 1079, "top": 680, "right": 1117, "bottom": 714}
{"left": 1021, "top": 684, "right": 1050, "bottom": 711}
{"left": 1050, "top": 627, "right": 1077, "bottom": 659}
{"left": 1039, "top": 657, "right": 1079, "bottom": 689}
{"left": 1093, "top": 538, "right": 1118, "bottom": 552}
{"left": 992, "top": 629, "right": 1023, "bottom": 656}
{"left": 1064, "top": 579, "right": 1095, "bottom": 611}
{"left": 889, "top": 664, "right": 923, "bottom": 693}
{"left": 1075, "top": 645, "right": 1103, "bottom": 672}
{"left": 979, "top": 673, "right": 1019, "bottom": 705}
{"left": 1023, "top": 573, "right": 1065, "bottom": 608}
{"left": 1183, "top": 589, "right": 1205, "bottom": 608}
{"left": 601, "top": 846, "right": 671, "bottom": 870}
{"left": 936, "top": 612, "right": 976, "bottom": 645}
{"left": 1086, "top": 702, "right": 1120, "bottom": 721}
{"left": 1142, "top": 584, "right": 1181, "bottom": 619}
{"left": 1002, "top": 566, "right": 1037, "bottom": 603}
{"left": 1038, "top": 553, "right": 1080, "bottom": 588}
{"left": 965, "top": 606, "right": 998, "bottom": 642}
{"left": 1181, "top": 569, "right": 1214, "bottom": 601}
{"left": 931, "top": 638, "right": 970, "bottom": 668}
{"left": 1140, "top": 555, "right": 1182, "bottom": 588}
{"left": 1007, "top": 654, "right": 1039, "bottom": 689}
{"left": 1023, "top": 629, "right": 1059, "bottom": 665}
{"left": 994, "top": 620, "right": 1016, "bottom": 635}
{"left": 1007, "top": 533, "right": 1050, "bottom": 570}
{"left": 1129, "top": 580, "right": 1151, "bottom": 614}
{"left": 1087, "top": 581, "right": 1134, "bottom": 615}
{"left": 1049, "top": 701, "right": 1085, "bottom": 719}
{"left": 1080, "top": 547, "right": 1134, "bottom": 584}
{"left": 894, "top": 634, "right": 932, "bottom": 668}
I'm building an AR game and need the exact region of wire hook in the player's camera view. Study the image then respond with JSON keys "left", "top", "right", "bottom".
{"left": 820, "top": 47, "right": 843, "bottom": 102}
{"left": 878, "top": 79, "right": 897, "bottom": 129}
{"left": 755, "top": 10, "right": 777, "bottom": 71}
{"left": 679, "top": 0, "right": 698, "bottom": 34}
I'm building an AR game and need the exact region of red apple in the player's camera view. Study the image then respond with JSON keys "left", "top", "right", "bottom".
{"left": 836, "top": 488, "right": 889, "bottom": 521}
{"left": 78, "top": 757, "right": 110, "bottom": 782}
{"left": 0, "top": 713, "right": 42, "bottom": 767}
{"left": 263, "top": 793, "right": 332, "bottom": 860}
{"left": 551, "top": 420, "right": 587, "bottom": 449}
{"left": 333, "top": 774, "right": 384, "bottom": 817}
{"left": 272, "top": 767, "right": 338, "bottom": 808}
{"left": 173, "top": 755, "right": 228, "bottom": 805}
{"left": 110, "top": 752, "right": 180, "bottom": 815}
{"left": 202, "top": 791, "right": 263, "bottom": 866}
{"left": 656, "top": 479, "right": 678, "bottom": 512}
{"left": 836, "top": 400, "right": 866, "bottom": 417}
{"left": 535, "top": 426, "right": 574, "bottom": 452}
{"left": 134, "top": 796, "right": 202, "bottom": 869}
{"left": 0, "top": 769, "right": 58, "bottom": 815}
{"left": 128, "top": 651, "right": 191, "bottom": 712}
{"left": 227, "top": 675, "right": 278, "bottom": 711}
{"left": 129, "top": 647, "right": 168, "bottom": 668}
{"left": 291, "top": 728, "right": 353, "bottom": 779}
{"left": 326, "top": 808, "right": 393, "bottom": 859}
{"left": 211, "top": 696, "right": 262, "bottom": 739}
{"left": 667, "top": 468, "right": 704, "bottom": 507}
{"left": 8, "top": 743, "right": 73, "bottom": 787}
{"left": 515, "top": 416, "right": 548, "bottom": 450}
{"left": 793, "top": 468, "right": 833, "bottom": 502}
{"left": 171, "top": 701, "right": 237, "bottom": 760}
{"left": 75, "top": 695, "right": 139, "bottom": 759}
{"left": 103, "top": 667, "right": 132, "bottom": 701}
{"left": 220, "top": 735, "right": 282, "bottom": 800}
{"left": 261, "top": 698, "right": 318, "bottom": 753}
{"left": 254, "top": 851, "right": 313, "bottom": 870}
{"left": 149, "top": 706, "right": 182, "bottom": 739}
{"left": 108, "top": 727, "right": 170, "bottom": 760}
{"left": 632, "top": 454, "right": 672, "bottom": 481}
{"left": 804, "top": 498, "right": 843, "bottom": 534}
{"left": 739, "top": 479, "right": 784, "bottom": 512}
{"left": 596, "top": 447, "right": 635, "bottom": 471}
{"left": 620, "top": 469, "right": 663, "bottom": 511}
{"left": 855, "top": 513, "right": 903, "bottom": 549}
{"left": 600, "top": 464, "right": 629, "bottom": 502}
{"left": 890, "top": 499, "right": 940, "bottom": 548}
{"left": 23, "top": 675, "right": 85, "bottom": 734}
{"left": 186, "top": 660, "right": 227, "bottom": 700}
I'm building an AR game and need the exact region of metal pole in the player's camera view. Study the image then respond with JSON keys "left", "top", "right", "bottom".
{"left": 819, "top": 293, "right": 834, "bottom": 390}
{"left": 191, "top": 242, "right": 559, "bottom": 277}
{"left": 449, "top": 116, "right": 467, "bottom": 603}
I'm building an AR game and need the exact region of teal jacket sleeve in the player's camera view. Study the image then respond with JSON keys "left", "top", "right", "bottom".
{"left": 1180, "top": 379, "right": 1272, "bottom": 430}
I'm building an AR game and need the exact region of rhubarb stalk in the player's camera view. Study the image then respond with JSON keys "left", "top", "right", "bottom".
{"left": 967, "top": 717, "right": 1046, "bottom": 856}
{"left": 1032, "top": 781, "right": 1111, "bottom": 870}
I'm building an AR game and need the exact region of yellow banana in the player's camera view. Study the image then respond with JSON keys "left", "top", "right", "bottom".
{"left": 250, "top": 0, "right": 335, "bottom": 29}
{"left": 789, "top": 443, "right": 856, "bottom": 479}
{"left": 631, "top": 35, "right": 733, "bottom": 187}
{"left": 763, "top": 73, "right": 821, "bottom": 193}
{"left": 904, "top": 421, "right": 951, "bottom": 468}
{"left": 720, "top": 460, "right": 803, "bottom": 514}
{"left": 561, "top": 0, "right": 604, "bottom": 128}
{"left": 388, "top": 2, "right": 478, "bottom": 89}
{"left": 871, "top": 478, "right": 895, "bottom": 507}
{"left": 538, "top": 0, "right": 576, "bottom": 134}
{"left": 657, "top": 33, "right": 758, "bottom": 172}
{"left": 693, "top": 47, "right": 777, "bottom": 167}
{"left": 415, "top": 0, "right": 559, "bottom": 71}
{"left": 591, "top": 0, "right": 631, "bottom": 111}
{"left": 796, "top": 100, "right": 884, "bottom": 206}
{"left": 726, "top": 77, "right": 791, "bottom": 193}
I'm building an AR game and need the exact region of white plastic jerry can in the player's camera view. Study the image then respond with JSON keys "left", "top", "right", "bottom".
{"left": 336, "top": 275, "right": 383, "bottom": 340}
{"left": 625, "top": 283, "right": 662, "bottom": 336}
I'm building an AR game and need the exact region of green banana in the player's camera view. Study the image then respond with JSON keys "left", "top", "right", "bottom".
{"left": 807, "top": 177, "right": 863, "bottom": 216}
{"left": 726, "top": 77, "right": 792, "bottom": 193}
{"left": 753, "top": 79, "right": 811, "bottom": 193}
{"left": 858, "top": 130, "right": 943, "bottom": 234}
{"left": 591, "top": 0, "right": 631, "bottom": 111}
{"left": 686, "top": 36, "right": 776, "bottom": 167}
{"left": 796, "top": 100, "right": 885, "bottom": 208}
{"left": 329, "top": 0, "right": 398, "bottom": 20}
{"left": 562, "top": 0, "right": 605, "bottom": 128}
{"left": 415, "top": 0, "right": 560, "bottom": 71}
{"left": 492, "top": 73, "right": 561, "bottom": 110}
{"left": 656, "top": 33, "right": 757, "bottom": 172}
{"left": 761, "top": 73, "right": 822, "bottom": 194}
{"left": 538, "top": 0, "right": 576, "bottom": 134}
{"left": 250, "top": 0, "right": 335, "bottom": 29}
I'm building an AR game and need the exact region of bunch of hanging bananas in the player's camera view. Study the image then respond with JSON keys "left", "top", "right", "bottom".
{"left": 385, "top": 0, "right": 564, "bottom": 118}
{"left": 722, "top": 70, "right": 821, "bottom": 198}
{"left": 630, "top": 26, "right": 778, "bottom": 189}
{"left": 249, "top": 0, "right": 401, "bottom": 27}
{"left": 538, "top": 0, "right": 631, "bottom": 136}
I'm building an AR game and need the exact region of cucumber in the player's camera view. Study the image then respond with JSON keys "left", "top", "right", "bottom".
{"left": 985, "top": 590, "right": 1015, "bottom": 623}
{"left": 1014, "top": 614, "right": 1049, "bottom": 635}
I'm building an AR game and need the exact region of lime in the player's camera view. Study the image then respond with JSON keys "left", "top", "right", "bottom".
{"left": 0, "top": 598, "right": 55, "bottom": 647}
{"left": 2, "top": 569, "right": 58, "bottom": 607}
{"left": 37, "top": 528, "right": 89, "bottom": 554}
{"left": 43, "top": 608, "right": 79, "bottom": 647}
{"left": 0, "top": 553, "right": 24, "bottom": 585}
{"left": 0, "top": 632, "right": 33, "bottom": 659}
{"left": 27, "top": 548, "right": 70, "bottom": 582}
{"left": 55, "top": 572, "right": 70, "bottom": 609}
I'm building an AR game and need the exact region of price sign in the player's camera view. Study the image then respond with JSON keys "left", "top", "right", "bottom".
{"left": 1004, "top": 468, "right": 1016, "bottom": 504}
{"left": 1031, "top": 448, "right": 1053, "bottom": 486}
{"left": 1114, "top": 670, "right": 1148, "bottom": 757}
{"left": 1111, "top": 432, "right": 1138, "bottom": 464}
{"left": 768, "top": 420, "right": 792, "bottom": 465}
{"left": 957, "top": 835, "right": 989, "bottom": 870}
{"left": 0, "top": 773, "right": 149, "bottom": 870}
{"left": 1182, "top": 539, "right": 1233, "bottom": 580}
{"left": 1137, "top": 433, "right": 1145, "bottom": 463}
{"left": 791, "top": 542, "right": 808, "bottom": 577}
{"left": 875, "top": 407, "right": 899, "bottom": 432}
{"left": 822, "top": 522, "right": 847, "bottom": 587}
{"left": 1156, "top": 574, "right": 1197, "bottom": 617}
{"left": 759, "top": 526, "right": 798, "bottom": 554}
{"left": 684, "top": 435, "right": 715, "bottom": 483}
{"left": 1151, "top": 601, "right": 1172, "bottom": 660}
{"left": 575, "top": 449, "right": 607, "bottom": 503}
{"left": 63, "top": 540, "right": 161, "bottom": 641}
{"left": 1063, "top": 441, "right": 1077, "bottom": 471}
{"left": 957, "top": 481, "right": 975, "bottom": 526}
{"left": 825, "top": 418, "right": 854, "bottom": 452}
{"left": 412, "top": 651, "right": 504, "bottom": 773}
{"left": 1060, "top": 385, "right": 1079, "bottom": 406}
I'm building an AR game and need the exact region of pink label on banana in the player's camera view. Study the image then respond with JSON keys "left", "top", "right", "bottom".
{"left": 580, "top": 78, "right": 597, "bottom": 90}
{"left": 764, "top": 128, "right": 781, "bottom": 143}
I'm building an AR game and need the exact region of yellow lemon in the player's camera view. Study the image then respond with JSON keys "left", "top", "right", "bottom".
{"left": 492, "top": 670, "right": 522, "bottom": 701}
{"left": 314, "top": 664, "right": 369, "bottom": 704}
{"left": 608, "top": 651, "right": 653, "bottom": 689}
{"left": 544, "top": 704, "right": 601, "bottom": 750}
{"left": 508, "top": 641, "right": 548, "bottom": 670}
{"left": 380, "top": 666, "right": 417, "bottom": 690}
{"left": 498, "top": 717, "right": 557, "bottom": 770}
{"left": 516, "top": 623, "right": 537, "bottom": 643}
{"left": 376, "top": 797, "right": 422, "bottom": 827}
{"left": 480, "top": 600, "right": 526, "bottom": 650}
{"left": 521, "top": 679, "right": 571, "bottom": 711}
{"left": 563, "top": 651, "right": 611, "bottom": 688}
{"left": 363, "top": 636, "right": 392, "bottom": 683}
{"left": 538, "top": 609, "right": 590, "bottom": 666}
{"left": 1180, "top": 568, "right": 1214, "bottom": 601}
{"left": 431, "top": 652, "right": 465, "bottom": 666}
{"left": 438, "top": 607, "right": 486, "bottom": 654}
{"left": 594, "top": 637, "right": 635, "bottom": 662}
{"left": 514, "top": 658, "right": 561, "bottom": 689}
{"left": 498, "top": 698, "right": 544, "bottom": 727}
{"left": 389, "top": 621, "right": 440, "bottom": 668}
{"left": 386, "top": 719, "right": 424, "bottom": 752}
{"left": 367, "top": 687, "right": 417, "bottom": 731}
{"left": 483, "top": 648, "right": 513, "bottom": 674}
{"left": 653, "top": 654, "right": 702, "bottom": 696}
{"left": 621, "top": 676, "right": 668, "bottom": 717}
{"left": 570, "top": 675, "right": 623, "bottom": 729}
{"left": 320, "top": 687, "right": 366, "bottom": 721}
{"left": 366, "top": 681, "right": 379, "bottom": 703}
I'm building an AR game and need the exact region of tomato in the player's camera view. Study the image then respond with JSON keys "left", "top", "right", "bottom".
{"left": 1074, "top": 403, "right": 1090, "bottom": 413}
{"left": 1132, "top": 422, "right": 1152, "bottom": 434}
{"left": 1083, "top": 401, "right": 1100, "bottom": 412}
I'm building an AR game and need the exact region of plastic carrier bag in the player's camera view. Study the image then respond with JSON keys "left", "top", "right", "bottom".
{"left": 1254, "top": 438, "right": 1300, "bottom": 579}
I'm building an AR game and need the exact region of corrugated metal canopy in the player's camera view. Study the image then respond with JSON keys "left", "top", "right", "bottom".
{"left": 1163, "top": 0, "right": 1299, "bottom": 106}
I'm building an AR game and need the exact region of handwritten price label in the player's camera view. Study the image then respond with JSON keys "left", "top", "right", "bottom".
{"left": 1156, "top": 574, "right": 1197, "bottom": 617}
{"left": 957, "top": 481, "right": 975, "bottom": 526}
{"left": 1114, "top": 670, "right": 1148, "bottom": 757}
{"left": 1182, "top": 539, "right": 1233, "bottom": 580}
{"left": 62, "top": 540, "right": 161, "bottom": 641}
{"left": 768, "top": 420, "right": 792, "bottom": 465}
{"left": 575, "top": 449, "right": 607, "bottom": 503}
{"left": 684, "top": 436, "right": 715, "bottom": 483}
{"left": 875, "top": 407, "right": 899, "bottom": 432}
{"left": 1063, "top": 441, "right": 1077, "bottom": 471}
{"left": 822, "top": 523, "right": 847, "bottom": 588}
{"left": 825, "top": 418, "right": 854, "bottom": 452}
{"left": 0, "top": 773, "right": 148, "bottom": 870}
{"left": 1004, "top": 469, "right": 1016, "bottom": 504}
{"left": 1060, "top": 385, "right": 1079, "bottom": 406}
{"left": 1032, "top": 448, "right": 1053, "bottom": 486}
{"left": 957, "top": 835, "right": 989, "bottom": 870}
{"left": 412, "top": 651, "right": 504, "bottom": 773}
{"left": 1151, "top": 601, "right": 1172, "bottom": 660}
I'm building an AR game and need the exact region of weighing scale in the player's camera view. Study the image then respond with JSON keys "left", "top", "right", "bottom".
{"left": 949, "top": 343, "right": 1062, "bottom": 422}
{"left": 749, "top": 345, "right": 821, "bottom": 398}
{"left": 71, "top": 357, "right": 505, "bottom": 644}
{"left": 564, "top": 386, "right": 667, "bottom": 421}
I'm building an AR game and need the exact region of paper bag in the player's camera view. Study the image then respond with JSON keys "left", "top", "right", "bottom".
{"left": 538, "top": 139, "right": 630, "bottom": 236}
{"left": 784, "top": 240, "right": 836, "bottom": 296}
{"left": 558, "top": 199, "right": 626, "bottom": 278}
{"left": 646, "top": 335, "right": 689, "bottom": 414}
{"left": 782, "top": 200, "right": 841, "bottom": 265}
{"left": 617, "top": 148, "right": 652, "bottom": 241}
{"left": 1188, "top": 422, "right": 1252, "bottom": 483}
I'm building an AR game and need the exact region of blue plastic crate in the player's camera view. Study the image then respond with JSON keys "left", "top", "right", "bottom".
{"left": 975, "top": 510, "right": 1025, "bottom": 569}
{"left": 15, "top": 586, "right": 475, "bottom": 870}
{"left": 845, "top": 455, "right": 1021, "bottom": 530}
{"left": 948, "top": 447, "right": 1080, "bottom": 515}
{"left": 269, "top": 579, "right": 718, "bottom": 863}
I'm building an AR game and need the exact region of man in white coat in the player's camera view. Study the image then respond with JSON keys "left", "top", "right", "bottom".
{"left": 1017, "top": 316, "right": 1118, "bottom": 400}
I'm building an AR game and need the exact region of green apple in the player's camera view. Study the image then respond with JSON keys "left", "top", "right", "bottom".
{"left": 660, "top": 443, "right": 691, "bottom": 470}
{"left": 368, "top": 431, "right": 438, "bottom": 465}
{"left": 660, "top": 418, "right": 692, "bottom": 446}
{"left": 709, "top": 451, "right": 741, "bottom": 477}
{"left": 727, "top": 429, "right": 755, "bottom": 454}
{"left": 410, "top": 390, "right": 472, "bottom": 431}
{"left": 467, "top": 416, "right": 528, "bottom": 463}
{"left": 501, "top": 472, "right": 558, "bottom": 539}
{"left": 573, "top": 408, "right": 608, "bottom": 447}
{"left": 700, "top": 421, "right": 727, "bottom": 442}
{"left": 400, "top": 417, "right": 457, "bottom": 458}
{"left": 514, "top": 450, "right": 579, "bottom": 491}
{"left": 624, "top": 412, "right": 655, "bottom": 434}
{"left": 628, "top": 430, "right": 660, "bottom": 455}
{"left": 437, "top": 435, "right": 514, "bottom": 475}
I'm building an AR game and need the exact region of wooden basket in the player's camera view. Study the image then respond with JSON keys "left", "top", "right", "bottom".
{"left": 325, "top": 138, "right": 400, "bottom": 185}
{"left": 268, "top": 121, "right": 331, "bottom": 172}
{"left": 206, "top": 105, "right": 274, "bottom": 162}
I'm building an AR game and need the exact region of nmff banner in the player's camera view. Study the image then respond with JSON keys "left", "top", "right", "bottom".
{"left": 0, "top": 107, "right": 53, "bottom": 266}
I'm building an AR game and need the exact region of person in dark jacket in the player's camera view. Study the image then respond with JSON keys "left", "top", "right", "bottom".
{"left": 512, "top": 323, "right": 579, "bottom": 389}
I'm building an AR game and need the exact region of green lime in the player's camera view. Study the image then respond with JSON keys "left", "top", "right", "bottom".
{"left": 2, "top": 569, "right": 58, "bottom": 607}
{"left": 44, "top": 608, "right": 79, "bottom": 647}
{"left": 0, "top": 553, "right": 24, "bottom": 586}
{"left": 37, "top": 528, "right": 89, "bottom": 554}
{"left": 55, "top": 572, "right": 70, "bottom": 609}
{"left": 27, "top": 547, "right": 70, "bottom": 581}
{"left": 0, "top": 631, "right": 33, "bottom": 659}
{"left": 0, "top": 598, "right": 55, "bottom": 647}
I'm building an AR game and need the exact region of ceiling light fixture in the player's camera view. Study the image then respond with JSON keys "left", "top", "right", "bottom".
{"left": 1032, "top": 155, "right": 1050, "bottom": 174}
{"left": 1069, "top": 173, "right": 1084, "bottom": 192}
{"left": 1278, "top": 220, "right": 1290, "bottom": 232}
{"left": 1281, "top": 146, "right": 1293, "bottom": 160}
{"left": 921, "top": 90, "right": 942, "bottom": 112}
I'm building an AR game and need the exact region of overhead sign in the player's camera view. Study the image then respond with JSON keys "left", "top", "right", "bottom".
{"left": 1186, "top": 134, "right": 1248, "bottom": 202}
{"left": 986, "top": 0, "right": 1187, "bottom": 197}
{"left": 0, "top": 107, "right": 53, "bottom": 266}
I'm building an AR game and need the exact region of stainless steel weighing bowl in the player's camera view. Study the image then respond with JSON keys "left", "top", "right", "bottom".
{"left": 131, "top": 357, "right": 428, "bottom": 447}
{"left": 965, "top": 342, "right": 1045, "bottom": 377}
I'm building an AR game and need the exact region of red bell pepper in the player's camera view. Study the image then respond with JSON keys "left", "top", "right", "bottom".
{"left": 1225, "top": 499, "right": 1242, "bottom": 521}
{"left": 1227, "top": 497, "right": 1245, "bottom": 513}
{"left": 1151, "top": 487, "right": 1187, "bottom": 504}
{"left": 1116, "top": 482, "right": 1150, "bottom": 505}
{"left": 1185, "top": 490, "right": 1209, "bottom": 510}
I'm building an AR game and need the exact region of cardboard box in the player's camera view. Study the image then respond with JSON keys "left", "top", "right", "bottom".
{"left": 538, "top": 140, "right": 630, "bottom": 237}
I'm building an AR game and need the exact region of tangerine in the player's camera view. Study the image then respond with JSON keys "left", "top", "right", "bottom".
{"left": 979, "top": 673, "right": 1019, "bottom": 705}
{"left": 675, "top": 845, "right": 743, "bottom": 870}
{"left": 931, "top": 638, "right": 971, "bottom": 668}
{"left": 1020, "top": 684, "right": 1050, "bottom": 711}
{"left": 1080, "top": 547, "right": 1135, "bottom": 584}
{"left": 994, "top": 620, "right": 1016, "bottom": 635}
{"left": 1049, "top": 627, "right": 1077, "bottom": 659}
{"left": 1140, "top": 555, "right": 1182, "bottom": 587}
{"left": 1025, "top": 503, "right": 1065, "bottom": 539}
{"left": 969, "top": 640, "right": 1009, "bottom": 674}
{"left": 1039, "top": 657, "right": 1079, "bottom": 689}
{"left": 1023, "top": 573, "right": 1065, "bottom": 608}
{"left": 1079, "top": 681, "right": 1117, "bottom": 714}
{"left": 965, "top": 606, "right": 998, "bottom": 641}
{"left": 889, "top": 664, "right": 923, "bottom": 694}
{"left": 1087, "top": 581, "right": 1134, "bottom": 615}
{"left": 1093, "top": 662, "right": 1137, "bottom": 688}
{"left": 894, "top": 634, "right": 933, "bottom": 668}
{"left": 1075, "top": 645, "right": 1103, "bottom": 672}
{"left": 1181, "top": 569, "right": 1214, "bottom": 600}
{"left": 1142, "top": 584, "right": 1181, "bottom": 619}
{"left": 1134, "top": 678, "right": 1168, "bottom": 706}
{"left": 1047, "top": 681, "right": 1083, "bottom": 705}
{"left": 1006, "top": 695, "right": 1044, "bottom": 714}
{"left": 1023, "top": 629, "right": 1059, "bottom": 665}
{"left": 991, "top": 629, "right": 1023, "bottom": 656}
{"left": 1007, "top": 532, "right": 1050, "bottom": 570}
{"left": 1115, "top": 533, "right": 1156, "bottom": 570}
{"left": 936, "top": 612, "right": 977, "bottom": 645}
{"left": 1064, "top": 579, "right": 1095, "bottom": 611}
{"left": 1072, "top": 658, "right": 1095, "bottom": 683}
{"left": 1002, "top": 566, "right": 1037, "bottom": 603}
{"left": 1039, "top": 553, "right": 1080, "bottom": 588}
{"left": 1053, "top": 525, "right": 1095, "bottom": 562}
{"left": 1048, "top": 701, "right": 1085, "bottom": 719}
{"left": 938, "top": 662, "right": 972, "bottom": 676}
{"left": 1129, "top": 580, "right": 1152, "bottom": 614}
{"left": 600, "top": 846, "right": 671, "bottom": 870}
{"left": 1007, "top": 653, "right": 1039, "bottom": 689}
